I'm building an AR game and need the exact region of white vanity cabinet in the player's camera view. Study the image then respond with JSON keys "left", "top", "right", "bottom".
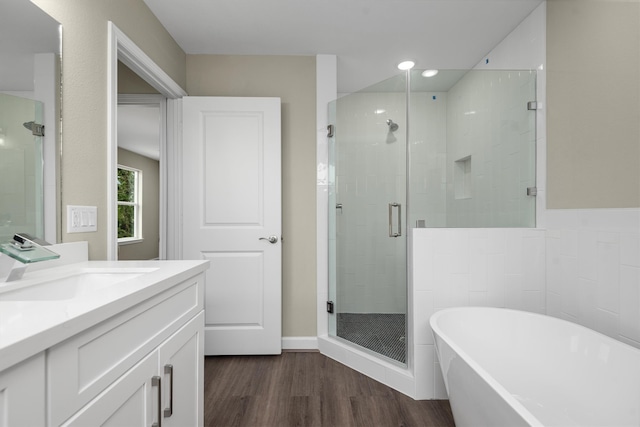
{"left": 61, "top": 312, "right": 203, "bottom": 427}
{"left": 0, "top": 353, "right": 46, "bottom": 426}
{"left": 0, "top": 259, "right": 208, "bottom": 427}
{"left": 47, "top": 271, "right": 205, "bottom": 426}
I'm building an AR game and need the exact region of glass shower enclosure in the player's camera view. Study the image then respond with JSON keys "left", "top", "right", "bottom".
{"left": 0, "top": 93, "right": 45, "bottom": 243}
{"left": 328, "top": 69, "right": 537, "bottom": 365}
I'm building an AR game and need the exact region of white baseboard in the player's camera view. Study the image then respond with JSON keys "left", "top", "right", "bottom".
{"left": 282, "top": 336, "right": 318, "bottom": 351}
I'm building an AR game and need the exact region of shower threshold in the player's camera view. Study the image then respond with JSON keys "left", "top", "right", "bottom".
{"left": 336, "top": 313, "right": 406, "bottom": 364}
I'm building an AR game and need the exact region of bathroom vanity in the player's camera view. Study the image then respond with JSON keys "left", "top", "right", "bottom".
{"left": 0, "top": 257, "right": 208, "bottom": 426}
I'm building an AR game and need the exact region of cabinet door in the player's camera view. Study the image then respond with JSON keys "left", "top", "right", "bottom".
{"left": 48, "top": 276, "right": 203, "bottom": 427}
{"left": 0, "top": 353, "right": 45, "bottom": 427}
{"left": 159, "top": 311, "right": 204, "bottom": 427}
{"left": 62, "top": 352, "right": 159, "bottom": 427}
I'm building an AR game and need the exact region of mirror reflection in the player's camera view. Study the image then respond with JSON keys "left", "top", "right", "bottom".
{"left": 0, "top": 0, "right": 61, "bottom": 244}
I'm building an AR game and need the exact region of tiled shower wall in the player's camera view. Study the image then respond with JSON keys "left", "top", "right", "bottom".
{"left": 409, "top": 92, "right": 448, "bottom": 228}
{"left": 445, "top": 70, "right": 537, "bottom": 227}
{"left": 412, "top": 227, "right": 546, "bottom": 399}
{"left": 411, "top": 69, "right": 537, "bottom": 230}
{"left": 546, "top": 209, "right": 640, "bottom": 347}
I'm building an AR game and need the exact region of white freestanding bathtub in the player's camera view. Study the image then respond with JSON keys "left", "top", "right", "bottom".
{"left": 430, "top": 307, "right": 640, "bottom": 427}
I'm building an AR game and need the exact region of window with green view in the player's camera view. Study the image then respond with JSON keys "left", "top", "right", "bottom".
{"left": 117, "top": 166, "right": 142, "bottom": 241}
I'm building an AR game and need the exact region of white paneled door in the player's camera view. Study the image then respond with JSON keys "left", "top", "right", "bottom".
{"left": 182, "top": 97, "right": 282, "bottom": 355}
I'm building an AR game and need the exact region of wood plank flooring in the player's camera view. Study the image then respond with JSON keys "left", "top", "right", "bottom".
{"left": 204, "top": 352, "right": 456, "bottom": 427}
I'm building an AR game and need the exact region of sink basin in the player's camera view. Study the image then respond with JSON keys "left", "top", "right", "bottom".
{"left": 0, "top": 268, "right": 157, "bottom": 301}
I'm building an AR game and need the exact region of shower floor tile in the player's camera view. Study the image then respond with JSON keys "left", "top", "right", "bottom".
{"left": 336, "top": 313, "right": 406, "bottom": 364}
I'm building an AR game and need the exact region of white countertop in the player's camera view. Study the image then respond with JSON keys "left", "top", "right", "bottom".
{"left": 0, "top": 260, "right": 209, "bottom": 372}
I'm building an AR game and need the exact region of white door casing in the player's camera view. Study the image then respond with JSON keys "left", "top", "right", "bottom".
{"left": 107, "top": 22, "right": 187, "bottom": 261}
{"left": 182, "top": 97, "right": 282, "bottom": 355}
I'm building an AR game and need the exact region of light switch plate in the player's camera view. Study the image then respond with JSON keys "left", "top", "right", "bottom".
{"left": 67, "top": 205, "right": 97, "bottom": 233}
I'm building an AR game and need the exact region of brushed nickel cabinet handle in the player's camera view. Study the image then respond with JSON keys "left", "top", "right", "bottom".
{"left": 163, "top": 364, "right": 174, "bottom": 418}
{"left": 151, "top": 375, "right": 162, "bottom": 427}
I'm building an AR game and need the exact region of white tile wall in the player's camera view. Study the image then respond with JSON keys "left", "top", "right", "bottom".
{"left": 412, "top": 228, "right": 545, "bottom": 398}
{"left": 546, "top": 209, "right": 640, "bottom": 346}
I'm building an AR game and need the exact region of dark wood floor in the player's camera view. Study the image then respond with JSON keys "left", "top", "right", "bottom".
{"left": 204, "top": 352, "right": 456, "bottom": 427}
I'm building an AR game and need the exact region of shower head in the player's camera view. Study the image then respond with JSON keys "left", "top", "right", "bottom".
{"left": 386, "top": 119, "right": 399, "bottom": 132}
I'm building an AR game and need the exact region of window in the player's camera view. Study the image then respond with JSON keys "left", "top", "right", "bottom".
{"left": 117, "top": 166, "right": 142, "bottom": 243}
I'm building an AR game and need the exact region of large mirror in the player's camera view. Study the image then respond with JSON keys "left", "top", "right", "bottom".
{"left": 0, "top": 0, "right": 61, "bottom": 245}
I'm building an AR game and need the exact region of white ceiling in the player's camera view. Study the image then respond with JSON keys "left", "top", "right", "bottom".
{"left": 143, "top": 0, "right": 544, "bottom": 93}
{"left": 117, "top": 104, "right": 161, "bottom": 161}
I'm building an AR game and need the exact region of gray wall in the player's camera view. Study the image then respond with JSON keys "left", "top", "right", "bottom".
{"left": 117, "top": 147, "right": 159, "bottom": 260}
{"left": 547, "top": 0, "right": 640, "bottom": 208}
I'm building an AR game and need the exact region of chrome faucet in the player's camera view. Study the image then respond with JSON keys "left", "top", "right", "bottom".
{"left": 0, "top": 234, "right": 60, "bottom": 282}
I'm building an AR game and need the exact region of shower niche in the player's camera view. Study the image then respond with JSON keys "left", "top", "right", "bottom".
{"left": 454, "top": 156, "right": 471, "bottom": 200}
{"left": 328, "top": 69, "right": 537, "bottom": 365}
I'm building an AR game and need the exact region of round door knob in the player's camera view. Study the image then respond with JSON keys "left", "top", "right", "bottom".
{"left": 259, "top": 235, "right": 278, "bottom": 244}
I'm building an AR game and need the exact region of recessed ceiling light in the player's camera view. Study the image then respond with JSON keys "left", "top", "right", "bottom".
{"left": 421, "top": 69, "right": 439, "bottom": 78}
{"left": 397, "top": 61, "right": 415, "bottom": 71}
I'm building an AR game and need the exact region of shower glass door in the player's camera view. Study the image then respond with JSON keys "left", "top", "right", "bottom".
{"left": 0, "top": 93, "right": 44, "bottom": 243}
{"left": 328, "top": 73, "right": 408, "bottom": 365}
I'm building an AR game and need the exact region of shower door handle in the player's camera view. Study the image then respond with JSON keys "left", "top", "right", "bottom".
{"left": 388, "top": 203, "right": 402, "bottom": 238}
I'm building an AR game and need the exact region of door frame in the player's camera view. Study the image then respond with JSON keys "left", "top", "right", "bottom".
{"left": 107, "top": 22, "right": 186, "bottom": 260}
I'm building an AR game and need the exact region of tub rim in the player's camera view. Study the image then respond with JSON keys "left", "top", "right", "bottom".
{"left": 430, "top": 307, "right": 543, "bottom": 426}
{"left": 430, "top": 307, "right": 640, "bottom": 427}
